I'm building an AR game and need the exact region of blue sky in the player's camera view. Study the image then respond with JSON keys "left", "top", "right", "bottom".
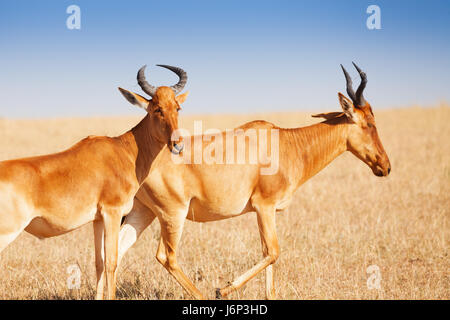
{"left": 0, "top": 0, "right": 449, "bottom": 118}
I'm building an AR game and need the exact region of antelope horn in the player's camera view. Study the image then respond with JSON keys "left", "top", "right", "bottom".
{"left": 352, "top": 61, "right": 367, "bottom": 106}
{"left": 137, "top": 65, "right": 157, "bottom": 97}
{"left": 340, "top": 64, "right": 357, "bottom": 103}
{"left": 156, "top": 64, "right": 188, "bottom": 94}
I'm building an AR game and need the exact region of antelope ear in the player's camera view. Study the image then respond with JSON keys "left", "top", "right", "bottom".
{"left": 338, "top": 92, "right": 357, "bottom": 122}
{"left": 312, "top": 112, "right": 343, "bottom": 120}
{"left": 175, "top": 91, "right": 189, "bottom": 104}
{"left": 118, "top": 87, "right": 149, "bottom": 110}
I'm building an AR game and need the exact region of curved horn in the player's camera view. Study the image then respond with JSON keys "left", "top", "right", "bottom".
{"left": 340, "top": 64, "right": 356, "bottom": 103}
{"left": 352, "top": 62, "right": 367, "bottom": 106}
{"left": 156, "top": 64, "right": 187, "bottom": 94}
{"left": 137, "top": 65, "right": 157, "bottom": 97}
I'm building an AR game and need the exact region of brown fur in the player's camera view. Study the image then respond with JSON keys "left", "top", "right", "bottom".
{"left": 0, "top": 85, "right": 187, "bottom": 300}
{"left": 115, "top": 92, "right": 391, "bottom": 299}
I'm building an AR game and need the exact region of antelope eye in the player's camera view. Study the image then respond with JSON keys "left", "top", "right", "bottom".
{"left": 367, "top": 122, "right": 374, "bottom": 128}
{"left": 154, "top": 107, "right": 163, "bottom": 115}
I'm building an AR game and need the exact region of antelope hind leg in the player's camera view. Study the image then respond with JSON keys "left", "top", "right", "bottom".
{"left": 156, "top": 213, "right": 204, "bottom": 300}
{"left": 117, "top": 198, "right": 156, "bottom": 265}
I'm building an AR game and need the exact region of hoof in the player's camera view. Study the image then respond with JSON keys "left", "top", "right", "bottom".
{"left": 215, "top": 288, "right": 222, "bottom": 300}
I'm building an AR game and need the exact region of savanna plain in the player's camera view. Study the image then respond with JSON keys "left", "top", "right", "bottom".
{"left": 0, "top": 105, "right": 448, "bottom": 299}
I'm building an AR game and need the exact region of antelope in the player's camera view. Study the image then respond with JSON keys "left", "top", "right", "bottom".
{"left": 111, "top": 62, "right": 391, "bottom": 299}
{"left": 0, "top": 64, "right": 189, "bottom": 300}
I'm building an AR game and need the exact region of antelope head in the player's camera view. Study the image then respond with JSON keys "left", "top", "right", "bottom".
{"left": 339, "top": 62, "right": 391, "bottom": 177}
{"left": 119, "top": 64, "right": 189, "bottom": 154}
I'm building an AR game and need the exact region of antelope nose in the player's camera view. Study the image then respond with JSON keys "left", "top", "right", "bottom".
{"left": 173, "top": 142, "right": 184, "bottom": 153}
{"left": 388, "top": 167, "right": 391, "bottom": 175}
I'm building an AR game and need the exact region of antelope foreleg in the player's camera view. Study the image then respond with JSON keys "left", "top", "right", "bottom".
{"left": 218, "top": 206, "right": 279, "bottom": 299}
{"left": 102, "top": 210, "right": 122, "bottom": 300}
{"left": 93, "top": 219, "right": 105, "bottom": 300}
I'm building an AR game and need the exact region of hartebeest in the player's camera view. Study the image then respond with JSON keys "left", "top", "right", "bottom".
{"left": 0, "top": 64, "right": 189, "bottom": 299}
{"left": 110, "top": 63, "right": 391, "bottom": 299}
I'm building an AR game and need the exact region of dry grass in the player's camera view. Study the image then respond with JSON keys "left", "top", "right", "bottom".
{"left": 0, "top": 105, "right": 448, "bottom": 299}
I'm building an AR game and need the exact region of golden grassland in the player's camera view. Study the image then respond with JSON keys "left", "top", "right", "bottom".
{"left": 0, "top": 105, "right": 448, "bottom": 299}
